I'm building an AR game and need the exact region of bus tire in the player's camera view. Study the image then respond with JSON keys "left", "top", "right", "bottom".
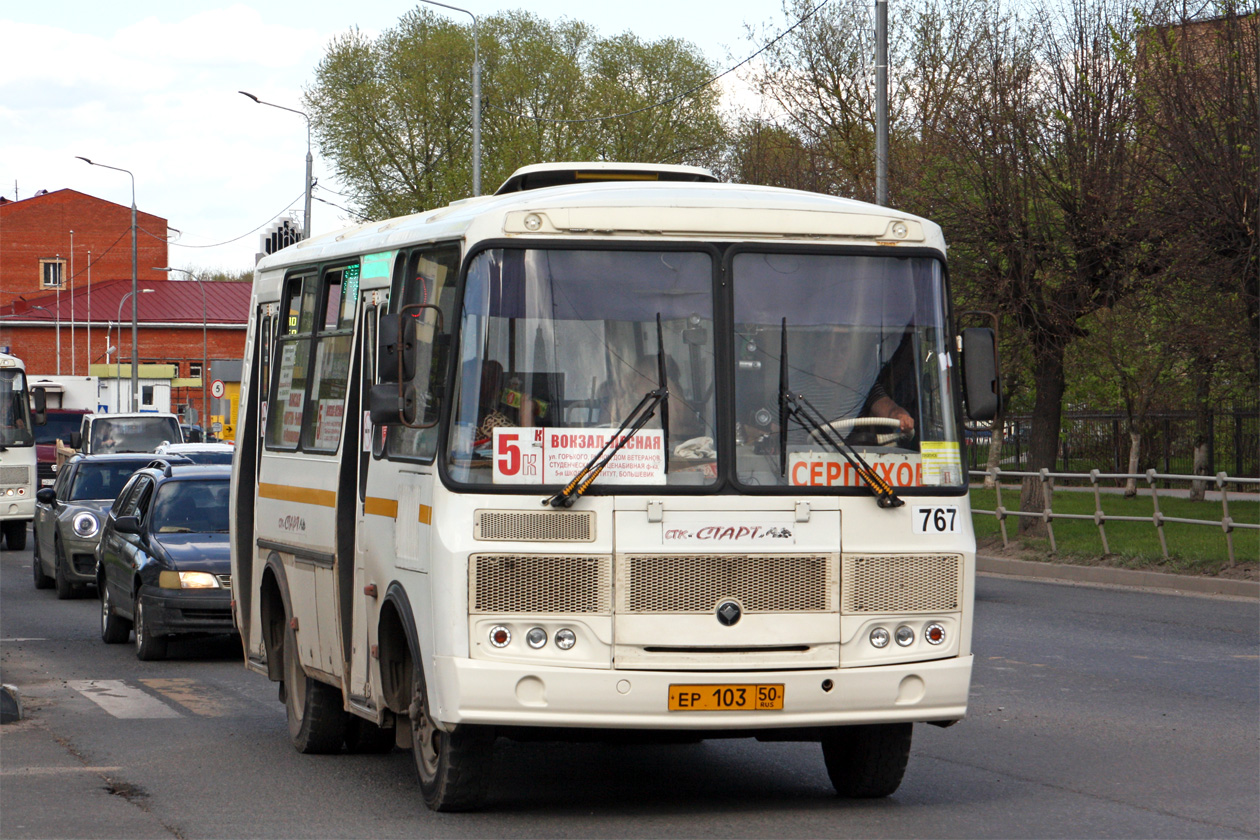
{"left": 409, "top": 659, "right": 493, "bottom": 812}
{"left": 3, "top": 521, "right": 26, "bottom": 551}
{"left": 821, "top": 723, "right": 913, "bottom": 798}
{"left": 283, "top": 624, "right": 347, "bottom": 754}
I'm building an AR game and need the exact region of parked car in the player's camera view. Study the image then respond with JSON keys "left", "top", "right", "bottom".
{"left": 34, "top": 408, "right": 93, "bottom": 487}
{"left": 72, "top": 412, "right": 182, "bottom": 455}
{"left": 32, "top": 453, "right": 156, "bottom": 598}
{"left": 97, "top": 463, "right": 233, "bottom": 660}
{"left": 152, "top": 442, "right": 235, "bottom": 465}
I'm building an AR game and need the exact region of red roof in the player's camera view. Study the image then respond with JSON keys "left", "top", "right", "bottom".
{"left": 2, "top": 278, "right": 251, "bottom": 326}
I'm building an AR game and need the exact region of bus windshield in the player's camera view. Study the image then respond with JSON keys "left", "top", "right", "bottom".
{"left": 0, "top": 370, "right": 34, "bottom": 448}
{"left": 447, "top": 247, "right": 716, "bottom": 488}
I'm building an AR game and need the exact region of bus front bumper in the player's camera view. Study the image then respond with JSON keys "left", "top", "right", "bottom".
{"left": 432, "top": 654, "right": 972, "bottom": 731}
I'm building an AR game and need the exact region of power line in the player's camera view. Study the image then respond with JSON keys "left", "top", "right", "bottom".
{"left": 136, "top": 190, "right": 308, "bottom": 249}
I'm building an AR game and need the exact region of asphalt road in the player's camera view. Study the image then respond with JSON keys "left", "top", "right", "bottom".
{"left": 2, "top": 533, "right": 1257, "bottom": 839}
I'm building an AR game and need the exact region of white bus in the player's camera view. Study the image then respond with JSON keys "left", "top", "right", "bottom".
{"left": 2, "top": 352, "right": 45, "bottom": 550}
{"left": 230, "top": 162, "right": 1000, "bottom": 811}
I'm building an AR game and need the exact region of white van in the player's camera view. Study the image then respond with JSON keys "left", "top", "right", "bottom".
{"left": 72, "top": 412, "right": 183, "bottom": 455}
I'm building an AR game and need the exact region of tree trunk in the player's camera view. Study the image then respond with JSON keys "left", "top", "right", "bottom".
{"left": 1189, "top": 362, "right": 1213, "bottom": 502}
{"left": 1124, "top": 429, "right": 1141, "bottom": 497}
{"left": 1018, "top": 339, "right": 1066, "bottom": 536}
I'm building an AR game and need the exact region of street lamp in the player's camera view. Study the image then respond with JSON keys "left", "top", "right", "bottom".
{"left": 417, "top": 0, "right": 480, "bottom": 196}
{"left": 239, "top": 91, "right": 314, "bottom": 239}
{"left": 77, "top": 156, "right": 140, "bottom": 409}
{"left": 115, "top": 289, "right": 154, "bottom": 412}
{"left": 155, "top": 267, "right": 207, "bottom": 428}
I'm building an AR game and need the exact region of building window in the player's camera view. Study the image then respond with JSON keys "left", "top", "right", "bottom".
{"left": 189, "top": 362, "right": 203, "bottom": 379}
{"left": 141, "top": 385, "right": 155, "bottom": 406}
{"left": 40, "top": 259, "right": 66, "bottom": 289}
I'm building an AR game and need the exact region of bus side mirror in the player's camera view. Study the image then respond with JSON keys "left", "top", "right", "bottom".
{"left": 377, "top": 314, "right": 417, "bottom": 384}
{"left": 368, "top": 382, "right": 419, "bottom": 427}
{"left": 961, "top": 327, "right": 1001, "bottom": 422}
{"left": 32, "top": 386, "right": 47, "bottom": 426}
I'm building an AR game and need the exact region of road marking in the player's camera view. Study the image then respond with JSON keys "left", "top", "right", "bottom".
{"left": 1, "top": 766, "right": 122, "bottom": 776}
{"left": 68, "top": 680, "right": 182, "bottom": 719}
{"left": 140, "top": 678, "right": 229, "bottom": 716}
{"left": 2, "top": 638, "right": 49, "bottom": 642}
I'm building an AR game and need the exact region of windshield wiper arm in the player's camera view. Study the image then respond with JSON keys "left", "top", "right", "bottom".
{"left": 778, "top": 318, "right": 903, "bottom": 509}
{"left": 544, "top": 314, "right": 670, "bottom": 509}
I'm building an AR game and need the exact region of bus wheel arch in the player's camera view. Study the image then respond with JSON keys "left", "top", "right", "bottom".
{"left": 377, "top": 585, "right": 418, "bottom": 717}
{"left": 259, "top": 555, "right": 289, "bottom": 683}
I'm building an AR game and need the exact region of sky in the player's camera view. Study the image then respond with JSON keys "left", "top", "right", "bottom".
{"left": 3, "top": 1, "right": 796, "bottom": 275}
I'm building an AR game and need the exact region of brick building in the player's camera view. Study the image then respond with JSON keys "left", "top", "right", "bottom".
{"left": 0, "top": 186, "right": 252, "bottom": 422}
{"left": 0, "top": 189, "right": 170, "bottom": 308}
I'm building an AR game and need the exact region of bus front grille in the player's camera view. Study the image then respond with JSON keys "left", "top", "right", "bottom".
{"left": 471, "top": 555, "right": 612, "bottom": 614}
{"left": 617, "top": 554, "right": 836, "bottom": 613}
{"left": 474, "top": 510, "right": 595, "bottom": 542}
{"left": 841, "top": 554, "right": 963, "bottom": 613}
{"left": 0, "top": 466, "right": 31, "bottom": 486}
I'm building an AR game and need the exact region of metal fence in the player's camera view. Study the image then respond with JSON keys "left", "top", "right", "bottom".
{"left": 966, "top": 406, "right": 1260, "bottom": 480}
{"left": 970, "top": 467, "right": 1260, "bottom": 566}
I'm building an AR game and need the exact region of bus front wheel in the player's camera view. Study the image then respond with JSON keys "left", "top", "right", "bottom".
{"left": 821, "top": 723, "right": 913, "bottom": 798}
{"left": 408, "top": 660, "right": 493, "bottom": 812}
{"left": 283, "top": 624, "right": 347, "bottom": 754}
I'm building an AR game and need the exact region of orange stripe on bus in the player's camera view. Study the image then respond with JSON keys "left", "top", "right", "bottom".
{"left": 419, "top": 505, "right": 432, "bottom": 524}
{"left": 364, "top": 497, "right": 398, "bottom": 518}
{"left": 258, "top": 483, "right": 337, "bottom": 508}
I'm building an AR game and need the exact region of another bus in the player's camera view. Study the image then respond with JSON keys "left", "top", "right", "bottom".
{"left": 230, "top": 162, "right": 1000, "bottom": 811}
{"left": 2, "top": 352, "right": 45, "bottom": 550}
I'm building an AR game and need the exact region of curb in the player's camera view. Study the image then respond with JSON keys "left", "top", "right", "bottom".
{"left": 977, "top": 554, "right": 1259, "bottom": 599}
{"left": 1, "top": 683, "right": 23, "bottom": 724}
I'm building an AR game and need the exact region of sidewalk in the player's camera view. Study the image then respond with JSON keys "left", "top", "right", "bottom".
{"left": 978, "top": 553, "right": 1259, "bottom": 599}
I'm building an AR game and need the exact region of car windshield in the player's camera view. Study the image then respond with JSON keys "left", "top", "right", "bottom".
{"left": 445, "top": 247, "right": 716, "bottom": 489}
{"left": 150, "top": 479, "right": 230, "bottom": 533}
{"left": 0, "top": 369, "right": 34, "bottom": 447}
{"left": 36, "top": 413, "right": 87, "bottom": 446}
{"left": 90, "top": 417, "right": 181, "bottom": 454}
{"left": 69, "top": 460, "right": 151, "bottom": 501}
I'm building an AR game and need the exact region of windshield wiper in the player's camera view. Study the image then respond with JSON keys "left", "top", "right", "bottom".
{"left": 778, "top": 318, "right": 904, "bottom": 509}
{"left": 544, "top": 315, "right": 670, "bottom": 508}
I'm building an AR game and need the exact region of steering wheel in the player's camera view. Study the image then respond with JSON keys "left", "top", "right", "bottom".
{"left": 811, "top": 416, "right": 908, "bottom": 446}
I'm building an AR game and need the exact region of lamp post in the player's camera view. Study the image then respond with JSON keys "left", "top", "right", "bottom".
{"left": 418, "top": 0, "right": 481, "bottom": 196}
{"left": 155, "top": 267, "right": 207, "bottom": 427}
{"left": 115, "top": 289, "right": 154, "bottom": 412}
{"left": 875, "top": 0, "right": 889, "bottom": 206}
{"left": 239, "top": 91, "right": 314, "bottom": 239}
{"left": 77, "top": 157, "right": 140, "bottom": 409}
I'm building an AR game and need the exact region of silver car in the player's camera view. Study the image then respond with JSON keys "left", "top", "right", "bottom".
{"left": 32, "top": 453, "right": 154, "bottom": 599}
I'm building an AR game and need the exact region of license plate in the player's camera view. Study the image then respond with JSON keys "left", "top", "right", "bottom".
{"left": 668, "top": 684, "right": 785, "bottom": 711}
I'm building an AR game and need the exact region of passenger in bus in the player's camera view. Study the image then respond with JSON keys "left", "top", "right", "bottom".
{"left": 475, "top": 360, "right": 537, "bottom": 441}
{"left": 599, "top": 354, "right": 707, "bottom": 442}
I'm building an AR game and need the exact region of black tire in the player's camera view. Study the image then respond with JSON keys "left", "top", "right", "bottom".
{"left": 821, "top": 723, "right": 913, "bottom": 799}
{"left": 409, "top": 657, "right": 494, "bottom": 811}
{"left": 33, "top": 545, "right": 53, "bottom": 590}
{"left": 53, "top": 536, "right": 76, "bottom": 600}
{"left": 3, "top": 521, "right": 27, "bottom": 551}
{"left": 100, "top": 581, "right": 132, "bottom": 644}
{"left": 134, "top": 595, "right": 168, "bottom": 661}
{"left": 283, "top": 624, "right": 347, "bottom": 754}
{"left": 344, "top": 716, "right": 397, "bottom": 754}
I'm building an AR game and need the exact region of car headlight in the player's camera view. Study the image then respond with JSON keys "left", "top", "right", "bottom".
{"left": 157, "top": 570, "right": 220, "bottom": 589}
{"left": 72, "top": 512, "right": 100, "bottom": 538}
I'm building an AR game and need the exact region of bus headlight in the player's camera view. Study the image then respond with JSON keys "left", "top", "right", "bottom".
{"left": 526, "top": 627, "right": 547, "bottom": 649}
{"left": 555, "top": 628, "right": 576, "bottom": 650}
{"left": 72, "top": 512, "right": 100, "bottom": 538}
{"left": 489, "top": 625, "right": 512, "bottom": 648}
{"left": 895, "top": 625, "right": 915, "bottom": 647}
{"left": 869, "top": 627, "right": 891, "bottom": 648}
{"left": 925, "top": 622, "right": 946, "bottom": 645}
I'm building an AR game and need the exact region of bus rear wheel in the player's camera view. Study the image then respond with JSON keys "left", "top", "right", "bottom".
{"left": 409, "top": 660, "right": 493, "bottom": 812}
{"left": 283, "top": 624, "right": 347, "bottom": 754}
{"left": 821, "top": 723, "right": 913, "bottom": 798}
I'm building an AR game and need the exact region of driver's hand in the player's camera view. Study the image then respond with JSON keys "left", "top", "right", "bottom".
{"left": 890, "top": 406, "right": 915, "bottom": 432}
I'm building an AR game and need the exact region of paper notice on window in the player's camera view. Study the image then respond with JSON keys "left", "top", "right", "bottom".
{"left": 787, "top": 452, "right": 922, "bottom": 488}
{"left": 920, "top": 441, "right": 963, "bottom": 485}
{"left": 492, "top": 427, "right": 665, "bottom": 485}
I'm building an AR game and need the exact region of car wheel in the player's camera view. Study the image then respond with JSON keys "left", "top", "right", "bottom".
{"left": 32, "top": 545, "right": 53, "bottom": 590}
{"left": 100, "top": 581, "right": 132, "bottom": 644}
{"left": 820, "top": 723, "right": 913, "bottom": 798}
{"left": 53, "top": 536, "right": 77, "bottom": 600}
{"left": 3, "top": 520, "right": 28, "bottom": 551}
{"left": 410, "top": 655, "right": 493, "bottom": 811}
{"left": 134, "top": 595, "right": 168, "bottom": 661}
{"left": 283, "top": 623, "right": 346, "bottom": 753}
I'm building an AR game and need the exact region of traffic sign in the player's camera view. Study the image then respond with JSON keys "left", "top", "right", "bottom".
{"left": 211, "top": 379, "right": 226, "bottom": 399}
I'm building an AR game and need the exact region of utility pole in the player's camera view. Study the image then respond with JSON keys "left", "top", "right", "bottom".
{"left": 875, "top": 0, "right": 889, "bottom": 207}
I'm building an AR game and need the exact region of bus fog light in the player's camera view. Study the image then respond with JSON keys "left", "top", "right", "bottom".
{"left": 526, "top": 627, "right": 547, "bottom": 649}
{"left": 555, "top": 628, "right": 576, "bottom": 650}
{"left": 869, "top": 627, "right": 890, "bottom": 648}
{"left": 489, "top": 625, "right": 511, "bottom": 648}
{"left": 925, "top": 622, "right": 946, "bottom": 645}
{"left": 895, "top": 626, "right": 915, "bottom": 647}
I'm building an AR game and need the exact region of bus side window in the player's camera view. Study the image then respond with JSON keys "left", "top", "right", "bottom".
{"left": 303, "top": 264, "right": 359, "bottom": 453}
{"left": 265, "top": 273, "right": 316, "bottom": 450}
{"left": 384, "top": 244, "right": 459, "bottom": 462}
